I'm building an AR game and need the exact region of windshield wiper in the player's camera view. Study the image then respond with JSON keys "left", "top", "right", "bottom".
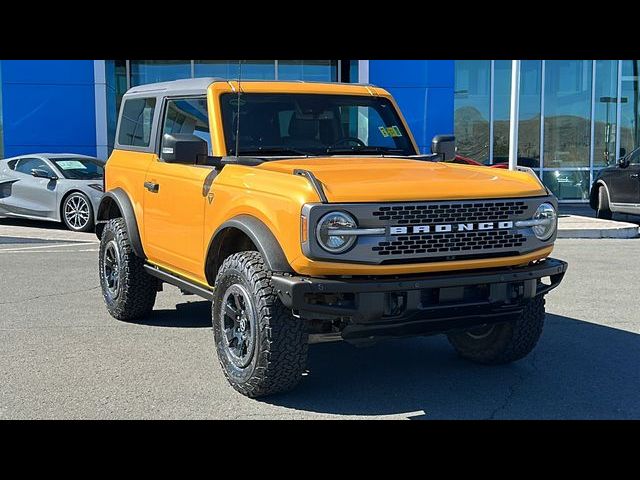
{"left": 236, "top": 146, "right": 313, "bottom": 156}
{"left": 324, "top": 146, "right": 406, "bottom": 155}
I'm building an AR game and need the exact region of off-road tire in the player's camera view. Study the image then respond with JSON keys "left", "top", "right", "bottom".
{"left": 596, "top": 186, "right": 613, "bottom": 219}
{"left": 99, "top": 218, "right": 157, "bottom": 320}
{"left": 447, "top": 296, "right": 545, "bottom": 365}
{"left": 212, "top": 251, "right": 308, "bottom": 398}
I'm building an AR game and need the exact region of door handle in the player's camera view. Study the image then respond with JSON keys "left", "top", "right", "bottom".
{"left": 144, "top": 181, "right": 160, "bottom": 193}
{"left": 630, "top": 173, "right": 639, "bottom": 179}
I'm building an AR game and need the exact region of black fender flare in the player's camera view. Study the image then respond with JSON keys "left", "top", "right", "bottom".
{"left": 208, "top": 215, "right": 293, "bottom": 275}
{"left": 96, "top": 188, "right": 145, "bottom": 259}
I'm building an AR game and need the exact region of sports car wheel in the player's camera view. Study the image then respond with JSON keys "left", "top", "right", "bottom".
{"left": 62, "top": 192, "right": 94, "bottom": 232}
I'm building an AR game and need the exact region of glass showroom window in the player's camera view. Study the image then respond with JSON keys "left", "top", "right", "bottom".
{"left": 542, "top": 60, "right": 593, "bottom": 201}
{"left": 543, "top": 60, "right": 592, "bottom": 169}
{"left": 492, "top": 60, "right": 512, "bottom": 162}
{"left": 277, "top": 60, "right": 337, "bottom": 81}
{"left": 454, "top": 60, "right": 491, "bottom": 163}
{"left": 194, "top": 60, "right": 276, "bottom": 80}
{"left": 517, "top": 61, "right": 542, "bottom": 169}
{"left": 593, "top": 60, "right": 619, "bottom": 168}
{"left": 619, "top": 60, "right": 640, "bottom": 158}
{"left": 130, "top": 60, "right": 191, "bottom": 86}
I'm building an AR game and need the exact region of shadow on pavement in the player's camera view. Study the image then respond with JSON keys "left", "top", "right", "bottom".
{"left": 0, "top": 217, "right": 69, "bottom": 231}
{"left": 136, "top": 300, "right": 211, "bottom": 328}
{"left": 261, "top": 314, "right": 640, "bottom": 419}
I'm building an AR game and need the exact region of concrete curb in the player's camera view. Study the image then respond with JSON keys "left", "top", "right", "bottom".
{"left": 557, "top": 215, "right": 640, "bottom": 239}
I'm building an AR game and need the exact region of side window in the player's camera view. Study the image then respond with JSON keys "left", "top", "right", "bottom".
{"left": 118, "top": 98, "right": 156, "bottom": 147}
{"left": 14, "top": 158, "right": 54, "bottom": 176}
{"left": 161, "top": 97, "right": 211, "bottom": 160}
{"left": 627, "top": 148, "right": 640, "bottom": 165}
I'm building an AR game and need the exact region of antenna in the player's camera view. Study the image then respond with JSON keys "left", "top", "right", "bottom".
{"left": 234, "top": 60, "right": 243, "bottom": 157}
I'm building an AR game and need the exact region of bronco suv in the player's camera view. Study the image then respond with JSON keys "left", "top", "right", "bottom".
{"left": 96, "top": 78, "right": 567, "bottom": 397}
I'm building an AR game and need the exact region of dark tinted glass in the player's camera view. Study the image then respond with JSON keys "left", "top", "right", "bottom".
{"left": 161, "top": 98, "right": 210, "bottom": 158}
{"left": 51, "top": 158, "right": 104, "bottom": 180}
{"left": 118, "top": 98, "right": 156, "bottom": 147}
{"left": 220, "top": 93, "right": 415, "bottom": 156}
{"left": 15, "top": 158, "right": 53, "bottom": 175}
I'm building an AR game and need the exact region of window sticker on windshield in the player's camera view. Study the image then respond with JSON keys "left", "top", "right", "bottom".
{"left": 378, "top": 126, "right": 389, "bottom": 137}
{"left": 385, "top": 126, "right": 403, "bottom": 137}
{"left": 57, "top": 160, "right": 87, "bottom": 170}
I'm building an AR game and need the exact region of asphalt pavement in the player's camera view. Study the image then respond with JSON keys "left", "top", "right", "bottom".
{"left": 1, "top": 221, "right": 639, "bottom": 419}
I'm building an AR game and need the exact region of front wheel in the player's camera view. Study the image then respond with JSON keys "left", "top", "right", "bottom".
{"left": 62, "top": 192, "right": 94, "bottom": 232}
{"left": 98, "top": 218, "right": 157, "bottom": 320}
{"left": 447, "top": 296, "right": 545, "bottom": 365}
{"left": 212, "top": 251, "right": 308, "bottom": 398}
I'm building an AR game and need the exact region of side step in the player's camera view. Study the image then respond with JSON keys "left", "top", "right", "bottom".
{"left": 143, "top": 264, "right": 214, "bottom": 301}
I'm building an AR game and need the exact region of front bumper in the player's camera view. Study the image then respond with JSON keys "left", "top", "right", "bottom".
{"left": 271, "top": 258, "right": 567, "bottom": 342}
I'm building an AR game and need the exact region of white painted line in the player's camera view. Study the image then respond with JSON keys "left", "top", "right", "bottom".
{"left": 0, "top": 242, "right": 96, "bottom": 252}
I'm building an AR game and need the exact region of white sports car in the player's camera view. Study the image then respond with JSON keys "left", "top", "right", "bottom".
{"left": 0, "top": 153, "right": 105, "bottom": 232}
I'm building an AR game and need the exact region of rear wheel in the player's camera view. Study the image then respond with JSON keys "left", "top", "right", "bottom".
{"left": 62, "top": 192, "right": 94, "bottom": 232}
{"left": 596, "top": 186, "right": 613, "bottom": 219}
{"left": 212, "top": 251, "right": 308, "bottom": 398}
{"left": 447, "top": 296, "right": 545, "bottom": 365}
{"left": 99, "top": 218, "right": 157, "bottom": 320}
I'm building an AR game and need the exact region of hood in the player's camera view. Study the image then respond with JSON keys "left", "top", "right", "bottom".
{"left": 257, "top": 157, "right": 547, "bottom": 203}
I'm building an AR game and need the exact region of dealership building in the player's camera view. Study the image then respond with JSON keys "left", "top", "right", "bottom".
{"left": 0, "top": 59, "right": 638, "bottom": 202}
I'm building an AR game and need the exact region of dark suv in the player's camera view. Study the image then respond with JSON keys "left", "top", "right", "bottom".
{"left": 590, "top": 147, "right": 640, "bottom": 219}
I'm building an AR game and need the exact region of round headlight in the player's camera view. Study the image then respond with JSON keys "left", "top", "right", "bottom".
{"left": 532, "top": 202, "right": 557, "bottom": 240}
{"left": 316, "top": 212, "right": 357, "bottom": 253}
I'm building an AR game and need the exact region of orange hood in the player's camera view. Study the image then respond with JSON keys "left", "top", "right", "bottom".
{"left": 257, "top": 157, "right": 547, "bottom": 203}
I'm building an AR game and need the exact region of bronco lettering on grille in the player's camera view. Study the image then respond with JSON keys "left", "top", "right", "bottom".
{"left": 390, "top": 221, "right": 514, "bottom": 235}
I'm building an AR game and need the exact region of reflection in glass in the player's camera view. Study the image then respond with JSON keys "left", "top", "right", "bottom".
{"left": 594, "top": 60, "right": 619, "bottom": 167}
{"left": 130, "top": 60, "right": 191, "bottom": 86}
{"left": 454, "top": 60, "right": 490, "bottom": 163}
{"left": 277, "top": 60, "right": 337, "bottom": 81}
{"left": 619, "top": 60, "right": 640, "bottom": 157}
{"left": 194, "top": 60, "right": 275, "bottom": 80}
{"left": 488, "top": 61, "right": 542, "bottom": 168}
{"left": 543, "top": 60, "right": 592, "bottom": 168}
{"left": 542, "top": 170, "right": 590, "bottom": 200}
{"left": 492, "top": 60, "right": 512, "bottom": 161}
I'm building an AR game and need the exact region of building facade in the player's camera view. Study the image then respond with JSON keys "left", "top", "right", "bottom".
{"left": 1, "top": 59, "right": 638, "bottom": 202}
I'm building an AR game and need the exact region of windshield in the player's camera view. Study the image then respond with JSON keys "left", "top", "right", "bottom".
{"left": 51, "top": 158, "right": 104, "bottom": 180}
{"left": 220, "top": 93, "right": 416, "bottom": 157}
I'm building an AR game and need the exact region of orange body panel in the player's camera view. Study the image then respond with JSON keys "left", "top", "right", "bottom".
{"left": 104, "top": 149, "right": 155, "bottom": 247}
{"left": 106, "top": 81, "right": 555, "bottom": 287}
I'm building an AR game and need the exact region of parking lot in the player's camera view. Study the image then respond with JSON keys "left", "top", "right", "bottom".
{"left": 1, "top": 218, "right": 639, "bottom": 419}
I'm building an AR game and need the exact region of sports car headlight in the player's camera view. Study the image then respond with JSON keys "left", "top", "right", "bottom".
{"left": 532, "top": 202, "right": 557, "bottom": 240}
{"left": 316, "top": 211, "right": 357, "bottom": 253}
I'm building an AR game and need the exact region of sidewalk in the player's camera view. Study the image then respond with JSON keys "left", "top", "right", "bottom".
{"left": 558, "top": 203, "right": 640, "bottom": 238}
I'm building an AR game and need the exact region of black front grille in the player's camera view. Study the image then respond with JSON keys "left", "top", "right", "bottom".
{"left": 372, "top": 201, "right": 528, "bottom": 225}
{"left": 372, "top": 230, "right": 526, "bottom": 256}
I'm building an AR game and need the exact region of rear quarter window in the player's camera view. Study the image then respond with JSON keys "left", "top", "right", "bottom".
{"left": 118, "top": 98, "right": 156, "bottom": 147}
{"left": 7, "top": 159, "right": 18, "bottom": 170}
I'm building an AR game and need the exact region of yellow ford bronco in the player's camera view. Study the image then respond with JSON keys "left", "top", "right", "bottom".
{"left": 96, "top": 78, "right": 567, "bottom": 397}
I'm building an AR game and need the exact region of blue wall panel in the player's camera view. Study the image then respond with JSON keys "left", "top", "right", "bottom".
{"left": 369, "top": 60, "right": 454, "bottom": 153}
{"left": 0, "top": 60, "right": 96, "bottom": 157}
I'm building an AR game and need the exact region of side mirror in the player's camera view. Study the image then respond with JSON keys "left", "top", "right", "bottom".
{"left": 431, "top": 134, "right": 456, "bottom": 162}
{"left": 31, "top": 168, "right": 57, "bottom": 180}
{"left": 618, "top": 156, "right": 629, "bottom": 168}
{"left": 161, "top": 133, "right": 208, "bottom": 164}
